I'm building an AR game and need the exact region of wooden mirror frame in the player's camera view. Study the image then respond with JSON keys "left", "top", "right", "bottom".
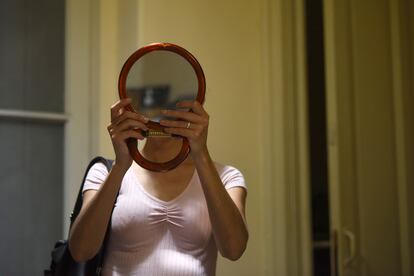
{"left": 118, "top": 42, "right": 206, "bottom": 172}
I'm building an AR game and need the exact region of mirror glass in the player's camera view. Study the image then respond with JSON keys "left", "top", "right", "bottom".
{"left": 126, "top": 50, "right": 198, "bottom": 122}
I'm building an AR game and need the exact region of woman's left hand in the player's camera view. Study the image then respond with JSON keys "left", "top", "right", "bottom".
{"left": 159, "top": 101, "right": 209, "bottom": 157}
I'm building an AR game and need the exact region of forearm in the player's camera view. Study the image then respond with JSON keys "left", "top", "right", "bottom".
{"left": 68, "top": 163, "right": 127, "bottom": 261}
{"left": 193, "top": 149, "right": 248, "bottom": 260}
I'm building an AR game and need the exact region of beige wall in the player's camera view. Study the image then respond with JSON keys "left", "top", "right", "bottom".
{"left": 65, "top": 0, "right": 414, "bottom": 275}
{"left": 134, "top": 2, "right": 265, "bottom": 275}
{"left": 132, "top": 1, "right": 266, "bottom": 275}
{"left": 88, "top": 0, "right": 269, "bottom": 275}
{"left": 66, "top": 0, "right": 312, "bottom": 275}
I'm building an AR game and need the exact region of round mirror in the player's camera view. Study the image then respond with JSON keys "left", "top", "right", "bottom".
{"left": 118, "top": 43, "right": 206, "bottom": 172}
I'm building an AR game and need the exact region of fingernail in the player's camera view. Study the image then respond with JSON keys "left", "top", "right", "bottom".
{"left": 134, "top": 126, "right": 148, "bottom": 131}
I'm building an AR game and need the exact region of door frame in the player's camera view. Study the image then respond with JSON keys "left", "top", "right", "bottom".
{"left": 64, "top": 0, "right": 95, "bottom": 234}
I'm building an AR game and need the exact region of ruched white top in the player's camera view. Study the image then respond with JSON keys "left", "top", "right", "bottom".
{"left": 83, "top": 161, "right": 247, "bottom": 276}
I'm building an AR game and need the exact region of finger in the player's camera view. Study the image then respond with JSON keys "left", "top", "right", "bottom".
{"left": 161, "top": 109, "right": 204, "bottom": 123}
{"left": 113, "top": 129, "right": 145, "bottom": 141}
{"left": 112, "top": 110, "right": 149, "bottom": 125}
{"left": 164, "top": 127, "right": 194, "bottom": 138}
{"left": 159, "top": 119, "right": 188, "bottom": 128}
{"left": 116, "top": 118, "right": 149, "bottom": 132}
{"left": 176, "top": 101, "right": 207, "bottom": 116}
{"left": 110, "top": 98, "right": 132, "bottom": 121}
{"left": 159, "top": 119, "right": 200, "bottom": 130}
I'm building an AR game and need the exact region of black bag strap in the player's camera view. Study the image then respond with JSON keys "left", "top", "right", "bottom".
{"left": 67, "top": 156, "right": 117, "bottom": 275}
{"left": 69, "top": 156, "right": 114, "bottom": 229}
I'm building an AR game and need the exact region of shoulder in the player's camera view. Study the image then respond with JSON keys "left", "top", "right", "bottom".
{"left": 213, "top": 161, "right": 247, "bottom": 190}
{"left": 87, "top": 162, "right": 109, "bottom": 179}
{"left": 213, "top": 161, "right": 242, "bottom": 176}
{"left": 82, "top": 161, "right": 110, "bottom": 192}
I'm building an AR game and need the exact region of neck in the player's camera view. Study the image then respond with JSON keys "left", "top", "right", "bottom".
{"left": 141, "top": 137, "right": 186, "bottom": 163}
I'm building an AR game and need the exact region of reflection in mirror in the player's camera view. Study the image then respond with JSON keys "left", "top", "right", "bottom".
{"left": 137, "top": 136, "right": 184, "bottom": 163}
{"left": 126, "top": 51, "right": 198, "bottom": 122}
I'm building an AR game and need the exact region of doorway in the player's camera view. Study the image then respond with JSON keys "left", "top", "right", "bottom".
{"left": 0, "top": 0, "right": 65, "bottom": 274}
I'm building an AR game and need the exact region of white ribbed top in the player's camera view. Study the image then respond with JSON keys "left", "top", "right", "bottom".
{"left": 83, "top": 162, "right": 247, "bottom": 276}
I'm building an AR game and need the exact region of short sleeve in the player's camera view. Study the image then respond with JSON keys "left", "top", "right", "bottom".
{"left": 216, "top": 164, "right": 247, "bottom": 191}
{"left": 82, "top": 162, "right": 109, "bottom": 193}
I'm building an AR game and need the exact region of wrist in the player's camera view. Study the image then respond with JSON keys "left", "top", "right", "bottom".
{"left": 192, "top": 146, "right": 211, "bottom": 165}
{"left": 112, "top": 160, "right": 130, "bottom": 175}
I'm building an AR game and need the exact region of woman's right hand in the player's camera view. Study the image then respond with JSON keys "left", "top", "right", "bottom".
{"left": 107, "top": 98, "right": 149, "bottom": 171}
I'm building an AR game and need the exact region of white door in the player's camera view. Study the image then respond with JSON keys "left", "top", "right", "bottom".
{"left": 324, "top": 0, "right": 413, "bottom": 275}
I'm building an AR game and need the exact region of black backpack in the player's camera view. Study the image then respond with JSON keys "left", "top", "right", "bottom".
{"left": 44, "top": 156, "right": 115, "bottom": 276}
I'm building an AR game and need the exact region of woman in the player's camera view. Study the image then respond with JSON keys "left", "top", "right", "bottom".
{"left": 68, "top": 98, "right": 248, "bottom": 275}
